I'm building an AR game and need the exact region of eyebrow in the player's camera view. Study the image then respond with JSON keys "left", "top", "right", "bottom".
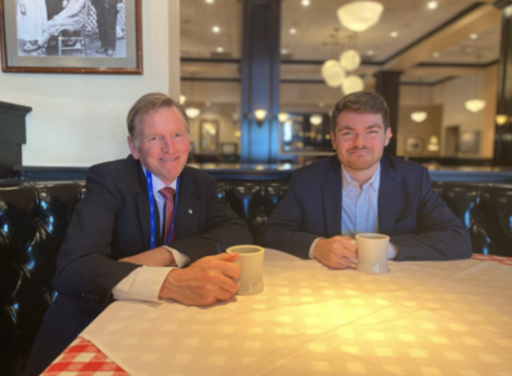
{"left": 338, "top": 123, "right": 384, "bottom": 131}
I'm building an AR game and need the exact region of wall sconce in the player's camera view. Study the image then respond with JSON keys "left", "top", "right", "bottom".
{"left": 495, "top": 114, "right": 508, "bottom": 126}
{"left": 253, "top": 109, "right": 267, "bottom": 126}
{"left": 309, "top": 114, "right": 323, "bottom": 125}
{"left": 179, "top": 95, "right": 186, "bottom": 105}
{"left": 278, "top": 112, "right": 289, "bottom": 122}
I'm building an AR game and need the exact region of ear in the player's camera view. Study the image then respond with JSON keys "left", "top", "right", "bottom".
{"left": 330, "top": 131, "right": 337, "bottom": 150}
{"left": 127, "top": 136, "right": 140, "bottom": 159}
{"left": 384, "top": 127, "right": 391, "bottom": 146}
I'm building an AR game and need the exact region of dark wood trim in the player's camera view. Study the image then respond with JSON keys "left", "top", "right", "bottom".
{"left": 181, "top": 77, "right": 240, "bottom": 82}
{"left": 181, "top": 57, "right": 241, "bottom": 64}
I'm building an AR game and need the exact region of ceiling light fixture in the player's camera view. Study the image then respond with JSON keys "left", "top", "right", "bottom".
{"left": 212, "top": 26, "right": 220, "bottom": 33}
{"left": 432, "top": 52, "right": 440, "bottom": 58}
{"left": 469, "top": 33, "right": 478, "bottom": 40}
{"left": 185, "top": 107, "right": 201, "bottom": 119}
{"left": 340, "top": 49, "right": 361, "bottom": 72}
{"left": 318, "top": 102, "right": 325, "bottom": 107}
{"left": 367, "top": 50, "right": 374, "bottom": 56}
{"left": 465, "top": 99, "right": 486, "bottom": 113}
{"left": 390, "top": 31, "right": 399, "bottom": 38}
{"left": 281, "top": 49, "right": 288, "bottom": 54}
{"left": 321, "top": 59, "right": 346, "bottom": 88}
{"left": 336, "top": 1, "right": 384, "bottom": 32}
{"left": 205, "top": 0, "right": 214, "bottom": 3}
{"left": 342, "top": 75, "right": 364, "bottom": 95}
{"left": 216, "top": 47, "right": 224, "bottom": 53}
{"left": 411, "top": 111, "right": 428, "bottom": 123}
{"left": 310, "top": 114, "right": 323, "bottom": 126}
{"left": 427, "top": 1, "right": 437, "bottom": 10}
{"left": 289, "top": 28, "right": 297, "bottom": 35}
{"left": 179, "top": 95, "right": 186, "bottom": 105}
{"left": 301, "top": 0, "right": 310, "bottom": 6}
{"left": 278, "top": 113, "right": 289, "bottom": 122}
{"left": 496, "top": 114, "right": 508, "bottom": 125}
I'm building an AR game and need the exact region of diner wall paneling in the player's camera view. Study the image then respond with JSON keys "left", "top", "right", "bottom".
{"left": 432, "top": 65, "right": 497, "bottom": 160}
{"left": 0, "top": 101, "right": 31, "bottom": 166}
{"left": 494, "top": 2, "right": 512, "bottom": 166}
{"left": 375, "top": 71, "right": 402, "bottom": 156}
{"left": 0, "top": 0, "right": 181, "bottom": 167}
{"left": 240, "top": 0, "right": 281, "bottom": 164}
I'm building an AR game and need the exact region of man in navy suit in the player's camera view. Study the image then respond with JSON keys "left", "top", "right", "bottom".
{"left": 260, "top": 92, "right": 471, "bottom": 268}
{"left": 25, "top": 93, "right": 253, "bottom": 375}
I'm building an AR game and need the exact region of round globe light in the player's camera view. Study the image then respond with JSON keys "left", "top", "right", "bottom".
{"left": 185, "top": 107, "right": 201, "bottom": 119}
{"left": 465, "top": 99, "right": 486, "bottom": 113}
{"left": 337, "top": 1, "right": 384, "bottom": 32}
{"left": 321, "top": 60, "right": 346, "bottom": 88}
{"left": 309, "top": 114, "right": 323, "bottom": 125}
{"left": 342, "top": 75, "right": 364, "bottom": 95}
{"left": 410, "top": 111, "right": 428, "bottom": 123}
{"left": 340, "top": 49, "right": 361, "bottom": 72}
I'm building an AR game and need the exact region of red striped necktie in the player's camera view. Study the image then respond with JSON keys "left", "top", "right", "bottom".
{"left": 159, "top": 187, "right": 176, "bottom": 243}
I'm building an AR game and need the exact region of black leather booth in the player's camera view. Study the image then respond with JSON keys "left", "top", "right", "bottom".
{"left": 1, "top": 178, "right": 512, "bottom": 375}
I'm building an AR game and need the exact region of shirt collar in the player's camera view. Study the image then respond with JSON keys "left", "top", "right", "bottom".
{"left": 141, "top": 166, "right": 177, "bottom": 196}
{"left": 341, "top": 162, "right": 381, "bottom": 192}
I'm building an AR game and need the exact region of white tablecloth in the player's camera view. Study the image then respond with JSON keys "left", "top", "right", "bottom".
{"left": 81, "top": 250, "right": 512, "bottom": 376}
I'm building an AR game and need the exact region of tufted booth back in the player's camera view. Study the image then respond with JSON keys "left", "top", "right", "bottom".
{"left": 1, "top": 179, "right": 512, "bottom": 375}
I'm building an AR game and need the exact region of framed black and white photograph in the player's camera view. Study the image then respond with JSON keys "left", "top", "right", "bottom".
{"left": 0, "top": 0, "right": 142, "bottom": 74}
{"left": 405, "top": 137, "right": 424, "bottom": 154}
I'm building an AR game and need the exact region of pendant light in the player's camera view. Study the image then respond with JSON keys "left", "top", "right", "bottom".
{"left": 337, "top": 1, "right": 384, "bottom": 32}
{"left": 465, "top": 54, "right": 486, "bottom": 113}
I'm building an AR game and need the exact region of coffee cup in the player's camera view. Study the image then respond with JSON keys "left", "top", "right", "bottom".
{"left": 226, "top": 245, "right": 265, "bottom": 295}
{"left": 355, "top": 233, "right": 390, "bottom": 274}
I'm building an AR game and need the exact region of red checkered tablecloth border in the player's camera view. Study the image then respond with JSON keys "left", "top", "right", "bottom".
{"left": 41, "top": 337, "right": 128, "bottom": 376}
{"left": 472, "top": 254, "right": 512, "bottom": 266}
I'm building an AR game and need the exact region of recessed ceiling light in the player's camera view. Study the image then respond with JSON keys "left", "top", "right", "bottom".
{"left": 216, "top": 47, "right": 224, "bottom": 53}
{"left": 301, "top": 0, "right": 310, "bottom": 6}
{"left": 205, "top": 0, "right": 214, "bottom": 3}
{"left": 390, "top": 31, "right": 398, "bottom": 38}
{"left": 318, "top": 102, "right": 325, "bottom": 108}
{"left": 470, "top": 33, "right": 479, "bottom": 40}
{"left": 427, "top": 1, "right": 438, "bottom": 10}
{"left": 212, "top": 26, "right": 220, "bottom": 33}
{"left": 281, "top": 49, "right": 288, "bottom": 54}
{"left": 367, "top": 50, "right": 375, "bottom": 56}
{"left": 432, "top": 52, "right": 440, "bottom": 58}
{"left": 290, "top": 28, "right": 297, "bottom": 35}
{"left": 205, "top": 101, "right": 212, "bottom": 106}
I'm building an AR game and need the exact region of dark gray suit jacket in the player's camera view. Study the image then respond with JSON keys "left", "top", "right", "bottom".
{"left": 259, "top": 154, "right": 471, "bottom": 261}
{"left": 25, "top": 156, "right": 252, "bottom": 375}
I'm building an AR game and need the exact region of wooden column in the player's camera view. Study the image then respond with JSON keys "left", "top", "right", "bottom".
{"left": 374, "top": 71, "right": 402, "bottom": 157}
{"left": 0, "top": 101, "right": 32, "bottom": 167}
{"left": 493, "top": 1, "right": 512, "bottom": 166}
{"left": 240, "top": 0, "right": 281, "bottom": 164}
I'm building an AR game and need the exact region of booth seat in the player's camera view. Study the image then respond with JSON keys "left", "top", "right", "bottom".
{"left": 1, "top": 179, "right": 512, "bottom": 375}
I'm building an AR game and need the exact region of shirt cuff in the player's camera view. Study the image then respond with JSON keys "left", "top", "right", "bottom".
{"left": 112, "top": 266, "right": 174, "bottom": 303}
{"left": 388, "top": 242, "right": 398, "bottom": 260}
{"left": 164, "top": 246, "right": 191, "bottom": 268}
{"left": 308, "top": 238, "right": 323, "bottom": 259}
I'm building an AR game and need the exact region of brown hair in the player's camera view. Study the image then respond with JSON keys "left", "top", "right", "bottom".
{"left": 127, "top": 93, "right": 189, "bottom": 141}
{"left": 330, "top": 91, "right": 390, "bottom": 133}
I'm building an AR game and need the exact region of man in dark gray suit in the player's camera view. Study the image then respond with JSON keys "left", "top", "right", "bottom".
{"left": 91, "top": 0, "right": 118, "bottom": 56}
{"left": 260, "top": 92, "right": 471, "bottom": 267}
{"left": 25, "top": 93, "right": 253, "bottom": 375}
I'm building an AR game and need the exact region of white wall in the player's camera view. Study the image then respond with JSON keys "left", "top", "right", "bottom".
{"left": 0, "top": 0, "right": 180, "bottom": 166}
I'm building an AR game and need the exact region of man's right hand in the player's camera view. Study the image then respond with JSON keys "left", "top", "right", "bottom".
{"left": 158, "top": 253, "right": 240, "bottom": 306}
{"left": 313, "top": 236, "right": 357, "bottom": 269}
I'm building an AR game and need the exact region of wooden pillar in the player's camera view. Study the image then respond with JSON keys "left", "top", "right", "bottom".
{"left": 374, "top": 71, "right": 402, "bottom": 157}
{"left": 493, "top": 1, "right": 512, "bottom": 166}
{"left": 0, "top": 101, "right": 32, "bottom": 167}
{"left": 240, "top": 0, "right": 281, "bottom": 164}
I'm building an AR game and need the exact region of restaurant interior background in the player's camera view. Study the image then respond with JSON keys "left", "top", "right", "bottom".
{"left": 1, "top": 0, "right": 512, "bottom": 171}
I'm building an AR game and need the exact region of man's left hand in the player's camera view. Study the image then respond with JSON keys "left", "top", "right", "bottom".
{"left": 119, "top": 246, "right": 175, "bottom": 267}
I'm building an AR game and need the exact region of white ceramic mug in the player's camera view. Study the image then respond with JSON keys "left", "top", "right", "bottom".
{"left": 355, "top": 233, "right": 390, "bottom": 274}
{"left": 226, "top": 245, "right": 265, "bottom": 295}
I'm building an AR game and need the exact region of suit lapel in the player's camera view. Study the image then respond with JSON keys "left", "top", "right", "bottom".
{"left": 135, "top": 160, "right": 162, "bottom": 249}
{"left": 378, "top": 155, "right": 401, "bottom": 235}
{"left": 322, "top": 157, "right": 342, "bottom": 237}
{"left": 174, "top": 168, "right": 200, "bottom": 241}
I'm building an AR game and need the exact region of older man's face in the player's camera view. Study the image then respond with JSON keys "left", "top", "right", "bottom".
{"left": 128, "top": 107, "right": 190, "bottom": 185}
{"left": 331, "top": 111, "right": 390, "bottom": 175}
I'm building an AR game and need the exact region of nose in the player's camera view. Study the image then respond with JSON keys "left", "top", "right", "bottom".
{"left": 353, "top": 132, "right": 365, "bottom": 148}
{"left": 162, "top": 136, "right": 175, "bottom": 152}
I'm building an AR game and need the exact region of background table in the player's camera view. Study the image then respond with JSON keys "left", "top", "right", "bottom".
{"left": 44, "top": 251, "right": 512, "bottom": 376}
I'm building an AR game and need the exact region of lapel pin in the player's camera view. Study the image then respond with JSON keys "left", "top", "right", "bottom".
{"left": 188, "top": 209, "right": 193, "bottom": 214}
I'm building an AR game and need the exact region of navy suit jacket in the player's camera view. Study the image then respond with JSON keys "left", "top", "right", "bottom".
{"left": 25, "top": 156, "right": 253, "bottom": 376}
{"left": 259, "top": 154, "right": 471, "bottom": 261}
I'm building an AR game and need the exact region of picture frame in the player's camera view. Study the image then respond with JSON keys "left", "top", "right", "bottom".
{"left": 0, "top": 0, "right": 142, "bottom": 74}
{"left": 404, "top": 137, "right": 424, "bottom": 154}
{"left": 200, "top": 119, "right": 219, "bottom": 154}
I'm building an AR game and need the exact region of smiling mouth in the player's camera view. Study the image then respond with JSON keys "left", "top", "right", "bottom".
{"left": 161, "top": 157, "right": 179, "bottom": 162}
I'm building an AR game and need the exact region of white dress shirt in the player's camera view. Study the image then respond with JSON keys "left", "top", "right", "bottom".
{"left": 112, "top": 170, "right": 190, "bottom": 303}
{"left": 309, "top": 162, "right": 398, "bottom": 259}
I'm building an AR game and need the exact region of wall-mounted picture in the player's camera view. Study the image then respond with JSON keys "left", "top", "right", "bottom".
{"left": 458, "top": 130, "right": 480, "bottom": 153}
{"left": 0, "top": 0, "right": 142, "bottom": 73}
{"left": 200, "top": 119, "right": 219, "bottom": 154}
{"left": 405, "top": 137, "right": 424, "bottom": 154}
